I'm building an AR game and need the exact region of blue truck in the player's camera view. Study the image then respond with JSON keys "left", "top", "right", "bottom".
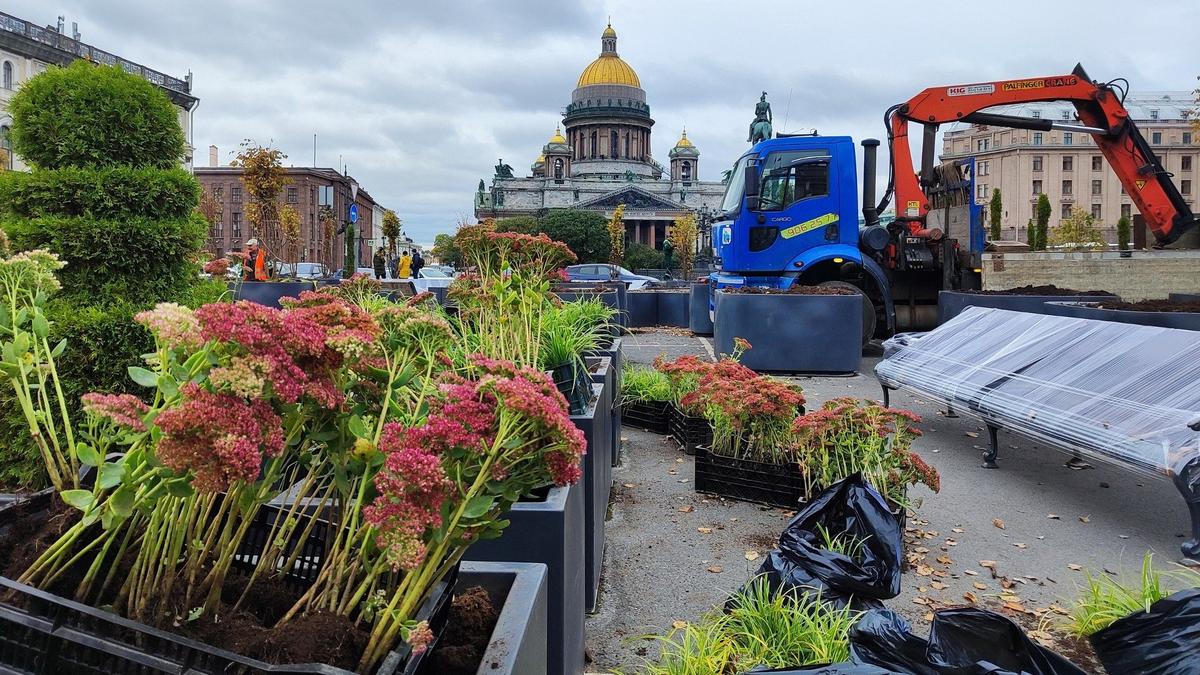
{"left": 708, "top": 135, "right": 985, "bottom": 341}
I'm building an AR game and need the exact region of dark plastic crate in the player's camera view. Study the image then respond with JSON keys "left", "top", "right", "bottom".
{"left": 621, "top": 400, "right": 670, "bottom": 434}
{"left": 668, "top": 405, "right": 712, "bottom": 456}
{"left": 0, "top": 491, "right": 456, "bottom": 675}
{"left": 694, "top": 448, "right": 805, "bottom": 509}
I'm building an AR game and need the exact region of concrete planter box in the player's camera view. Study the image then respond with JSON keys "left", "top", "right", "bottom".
{"left": 552, "top": 283, "right": 627, "bottom": 327}
{"left": 571, "top": 384, "right": 612, "bottom": 613}
{"left": 938, "top": 290, "right": 1119, "bottom": 324}
{"left": 229, "top": 281, "right": 318, "bottom": 308}
{"left": 1045, "top": 301, "right": 1200, "bottom": 331}
{"left": 626, "top": 291, "right": 659, "bottom": 327}
{"left": 714, "top": 290, "right": 861, "bottom": 374}
{"left": 1170, "top": 293, "right": 1200, "bottom": 303}
{"left": 588, "top": 355, "right": 618, "bottom": 468}
{"left": 592, "top": 338, "right": 623, "bottom": 468}
{"left": 449, "top": 562, "right": 548, "bottom": 675}
{"left": 430, "top": 285, "right": 450, "bottom": 306}
{"left": 656, "top": 290, "right": 690, "bottom": 328}
{"left": 689, "top": 283, "right": 714, "bottom": 335}
{"left": 465, "top": 483, "right": 585, "bottom": 675}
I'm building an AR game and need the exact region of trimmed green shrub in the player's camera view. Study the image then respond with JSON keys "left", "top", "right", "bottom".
{"left": 1117, "top": 215, "right": 1132, "bottom": 251}
{"left": 623, "top": 241, "right": 665, "bottom": 270}
{"left": 3, "top": 213, "right": 207, "bottom": 305}
{"left": 0, "top": 167, "right": 199, "bottom": 220}
{"left": 7, "top": 61, "right": 186, "bottom": 170}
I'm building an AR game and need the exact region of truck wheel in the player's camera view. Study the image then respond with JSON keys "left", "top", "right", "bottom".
{"left": 817, "top": 281, "right": 876, "bottom": 346}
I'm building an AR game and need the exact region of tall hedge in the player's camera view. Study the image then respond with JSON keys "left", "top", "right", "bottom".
{"left": 0, "top": 61, "right": 218, "bottom": 489}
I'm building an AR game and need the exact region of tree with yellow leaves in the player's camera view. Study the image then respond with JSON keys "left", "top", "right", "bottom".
{"left": 607, "top": 203, "right": 626, "bottom": 267}
{"left": 667, "top": 213, "right": 699, "bottom": 280}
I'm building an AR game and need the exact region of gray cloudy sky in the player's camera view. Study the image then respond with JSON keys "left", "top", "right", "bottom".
{"left": 10, "top": 0, "right": 1198, "bottom": 243}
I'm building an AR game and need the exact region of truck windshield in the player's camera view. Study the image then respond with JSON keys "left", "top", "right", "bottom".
{"left": 720, "top": 156, "right": 752, "bottom": 213}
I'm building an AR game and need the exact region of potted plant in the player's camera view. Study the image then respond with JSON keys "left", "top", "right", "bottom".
{"left": 620, "top": 365, "right": 672, "bottom": 434}
{"left": 0, "top": 248, "right": 586, "bottom": 674}
{"left": 714, "top": 286, "right": 863, "bottom": 374}
{"left": 690, "top": 361, "right": 807, "bottom": 508}
{"left": 654, "top": 353, "right": 717, "bottom": 455}
{"left": 791, "top": 398, "right": 938, "bottom": 514}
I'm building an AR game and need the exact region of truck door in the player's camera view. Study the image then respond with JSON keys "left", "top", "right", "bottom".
{"left": 747, "top": 152, "right": 840, "bottom": 272}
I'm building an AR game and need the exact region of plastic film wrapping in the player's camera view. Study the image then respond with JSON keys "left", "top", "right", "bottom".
{"left": 876, "top": 306, "right": 1200, "bottom": 477}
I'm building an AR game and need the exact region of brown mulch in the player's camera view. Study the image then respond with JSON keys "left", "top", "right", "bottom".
{"left": 429, "top": 585, "right": 500, "bottom": 674}
{"left": 1095, "top": 299, "right": 1200, "bottom": 313}
{"left": 969, "top": 285, "right": 1112, "bottom": 296}
{"left": 724, "top": 285, "right": 858, "bottom": 296}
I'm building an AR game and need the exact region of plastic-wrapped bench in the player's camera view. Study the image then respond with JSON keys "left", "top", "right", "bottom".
{"left": 876, "top": 307, "right": 1200, "bottom": 559}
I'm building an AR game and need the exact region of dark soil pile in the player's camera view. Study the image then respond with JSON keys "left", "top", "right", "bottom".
{"left": 1095, "top": 299, "right": 1200, "bottom": 313}
{"left": 430, "top": 585, "right": 500, "bottom": 674}
{"left": 969, "top": 284, "right": 1112, "bottom": 296}
{"left": 726, "top": 285, "right": 858, "bottom": 296}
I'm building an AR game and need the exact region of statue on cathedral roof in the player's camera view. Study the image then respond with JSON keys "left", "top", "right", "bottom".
{"left": 748, "top": 91, "right": 773, "bottom": 144}
{"left": 494, "top": 159, "right": 514, "bottom": 179}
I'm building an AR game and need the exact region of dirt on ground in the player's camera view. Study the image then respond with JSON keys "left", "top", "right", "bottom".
{"left": 429, "top": 585, "right": 500, "bottom": 674}
{"left": 1095, "top": 299, "right": 1200, "bottom": 313}
{"left": 968, "top": 284, "right": 1112, "bottom": 296}
{"left": 725, "top": 285, "right": 858, "bottom": 295}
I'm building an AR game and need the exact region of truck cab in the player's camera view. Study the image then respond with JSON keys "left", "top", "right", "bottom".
{"left": 710, "top": 135, "right": 894, "bottom": 339}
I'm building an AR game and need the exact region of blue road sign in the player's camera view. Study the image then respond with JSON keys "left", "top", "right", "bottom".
{"left": 349, "top": 204, "right": 359, "bottom": 224}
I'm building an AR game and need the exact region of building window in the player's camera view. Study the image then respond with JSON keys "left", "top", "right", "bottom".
{"left": 1032, "top": 155, "right": 1043, "bottom": 171}
{"left": 624, "top": 133, "right": 630, "bottom": 158}
{"left": 1091, "top": 204, "right": 1101, "bottom": 219}
{"left": 1063, "top": 132, "right": 1073, "bottom": 145}
{"left": 1063, "top": 156, "right": 1073, "bottom": 171}
{"left": 554, "top": 158, "right": 564, "bottom": 181}
{"left": 1062, "top": 179, "right": 1072, "bottom": 195}
{"left": 1150, "top": 109, "right": 1159, "bottom": 120}
{"left": 1033, "top": 132, "right": 1043, "bottom": 146}
{"left": 610, "top": 130, "right": 619, "bottom": 159}
{"left": 1092, "top": 155, "right": 1102, "bottom": 171}
{"left": 1185, "top": 132, "right": 1193, "bottom": 145}
{"left": 590, "top": 131, "right": 597, "bottom": 158}
{"left": 232, "top": 212, "right": 242, "bottom": 238}
{"left": 1032, "top": 179, "right": 1043, "bottom": 195}
{"left": 1092, "top": 179, "right": 1102, "bottom": 196}
{"left": 318, "top": 185, "right": 333, "bottom": 206}
{"left": 681, "top": 161, "right": 692, "bottom": 182}
{"left": 1183, "top": 156, "right": 1194, "bottom": 172}
{"left": 1184, "top": 179, "right": 1193, "bottom": 196}
{"left": 977, "top": 160, "right": 989, "bottom": 176}
{"left": 286, "top": 187, "right": 298, "bottom": 204}
{"left": 1152, "top": 132, "right": 1162, "bottom": 144}
{"left": 1062, "top": 203, "right": 1071, "bottom": 219}
{"left": 1031, "top": 110, "right": 1041, "bottom": 119}
{"left": 1060, "top": 110, "right": 1070, "bottom": 120}
{"left": 0, "top": 124, "right": 11, "bottom": 170}
{"left": 1, "top": 61, "right": 11, "bottom": 90}
{"left": 232, "top": 186, "right": 243, "bottom": 203}
{"left": 976, "top": 138, "right": 990, "bottom": 152}
{"left": 977, "top": 183, "right": 988, "bottom": 201}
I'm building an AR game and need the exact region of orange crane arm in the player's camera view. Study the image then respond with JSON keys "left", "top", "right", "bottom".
{"left": 884, "top": 64, "right": 1196, "bottom": 246}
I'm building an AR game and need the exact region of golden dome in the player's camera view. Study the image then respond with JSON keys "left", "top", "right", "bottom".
{"left": 549, "top": 126, "right": 567, "bottom": 144}
{"left": 675, "top": 129, "right": 693, "bottom": 148}
{"left": 534, "top": 154, "right": 545, "bottom": 165}
{"left": 577, "top": 54, "right": 640, "bottom": 88}
{"left": 601, "top": 22, "right": 617, "bottom": 39}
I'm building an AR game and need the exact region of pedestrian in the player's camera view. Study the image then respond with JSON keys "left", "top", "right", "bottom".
{"left": 412, "top": 249, "right": 425, "bottom": 278}
{"left": 241, "top": 238, "right": 269, "bottom": 281}
{"left": 397, "top": 250, "right": 413, "bottom": 279}
{"left": 372, "top": 247, "right": 387, "bottom": 279}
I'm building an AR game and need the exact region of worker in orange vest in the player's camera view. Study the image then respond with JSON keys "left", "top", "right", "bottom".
{"left": 242, "top": 238, "right": 269, "bottom": 281}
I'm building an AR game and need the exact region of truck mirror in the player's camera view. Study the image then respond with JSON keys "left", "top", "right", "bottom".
{"left": 744, "top": 164, "right": 760, "bottom": 207}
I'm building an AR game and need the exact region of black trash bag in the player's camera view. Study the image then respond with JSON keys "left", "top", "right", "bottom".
{"left": 742, "top": 474, "right": 902, "bottom": 610}
{"left": 1090, "top": 587, "right": 1200, "bottom": 675}
{"left": 743, "top": 665, "right": 899, "bottom": 674}
{"left": 849, "top": 608, "right": 1087, "bottom": 675}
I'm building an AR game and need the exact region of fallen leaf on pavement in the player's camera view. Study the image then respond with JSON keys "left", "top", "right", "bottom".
{"left": 964, "top": 570, "right": 979, "bottom": 576}
{"left": 952, "top": 527, "right": 964, "bottom": 533}
{"left": 1049, "top": 603, "right": 1070, "bottom": 616}
{"left": 1001, "top": 578, "right": 1015, "bottom": 589}
{"left": 1079, "top": 515, "right": 1090, "bottom": 523}
{"left": 963, "top": 591, "right": 978, "bottom": 603}
{"left": 993, "top": 519, "right": 1005, "bottom": 529}
{"left": 937, "top": 555, "right": 953, "bottom": 565}
{"left": 744, "top": 551, "right": 759, "bottom": 561}
{"left": 1002, "top": 601, "right": 1029, "bottom": 614}
{"left": 697, "top": 527, "right": 713, "bottom": 534}
{"left": 1028, "top": 630, "right": 1056, "bottom": 648}
{"left": 924, "top": 612, "right": 935, "bottom": 622}
{"left": 623, "top": 483, "right": 635, "bottom": 488}
{"left": 672, "top": 620, "right": 688, "bottom": 630}
{"left": 676, "top": 457, "right": 684, "bottom": 463}
{"left": 707, "top": 566, "right": 723, "bottom": 573}
{"left": 1013, "top": 542, "right": 1028, "bottom": 549}
{"left": 965, "top": 432, "right": 979, "bottom": 438}
{"left": 973, "top": 582, "right": 988, "bottom": 590}
{"left": 1047, "top": 514, "right": 1060, "bottom": 520}
{"left": 668, "top": 469, "right": 678, "bottom": 475}
{"left": 678, "top": 505, "right": 694, "bottom": 513}
{"left": 979, "top": 560, "right": 997, "bottom": 569}
{"left": 945, "top": 539, "right": 958, "bottom": 546}
{"left": 916, "top": 565, "right": 934, "bottom": 576}
{"left": 1067, "top": 564, "right": 1082, "bottom": 571}
{"left": 1000, "top": 594, "right": 1022, "bottom": 603}
{"left": 912, "top": 596, "right": 930, "bottom": 606}
{"left": 930, "top": 581, "right": 946, "bottom": 590}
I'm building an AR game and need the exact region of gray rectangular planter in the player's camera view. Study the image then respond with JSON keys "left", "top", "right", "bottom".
{"left": 938, "top": 290, "right": 1119, "bottom": 324}
{"left": 464, "top": 483, "right": 585, "bottom": 675}
{"left": 656, "top": 290, "right": 690, "bottom": 328}
{"left": 593, "top": 338, "right": 623, "bottom": 468}
{"left": 448, "top": 562, "right": 548, "bottom": 675}
{"left": 714, "top": 289, "right": 862, "bottom": 374}
{"left": 571, "top": 384, "right": 612, "bottom": 613}
{"left": 626, "top": 291, "right": 659, "bottom": 327}
{"left": 689, "top": 283, "right": 714, "bottom": 335}
{"left": 229, "top": 280, "right": 319, "bottom": 308}
{"left": 1044, "top": 301, "right": 1200, "bottom": 331}
{"left": 552, "top": 284, "right": 627, "bottom": 328}
{"left": 587, "top": 355, "right": 617, "bottom": 469}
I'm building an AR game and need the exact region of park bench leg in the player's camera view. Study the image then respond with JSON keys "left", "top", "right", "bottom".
{"left": 944, "top": 403, "right": 959, "bottom": 418}
{"left": 881, "top": 384, "right": 892, "bottom": 408}
{"left": 982, "top": 424, "right": 1000, "bottom": 469}
{"left": 1173, "top": 462, "right": 1200, "bottom": 561}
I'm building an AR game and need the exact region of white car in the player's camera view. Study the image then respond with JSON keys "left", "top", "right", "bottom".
{"left": 412, "top": 266, "right": 454, "bottom": 293}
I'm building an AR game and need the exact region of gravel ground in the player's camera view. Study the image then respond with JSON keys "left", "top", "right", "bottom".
{"left": 585, "top": 332, "right": 1191, "bottom": 673}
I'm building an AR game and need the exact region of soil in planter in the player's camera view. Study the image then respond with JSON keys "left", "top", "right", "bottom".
{"left": 724, "top": 285, "right": 857, "bottom": 295}
{"left": 967, "top": 284, "right": 1112, "bottom": 296}
{"left": 1094, "top": 299, "right": 1200, "bottom": 313}
{"left": 429, "top": 585, "right": 501, "bottom": 674}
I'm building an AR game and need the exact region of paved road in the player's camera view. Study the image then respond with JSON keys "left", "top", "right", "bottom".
{"left": 586, "top": 333, "right": 1189, "bottom": 672}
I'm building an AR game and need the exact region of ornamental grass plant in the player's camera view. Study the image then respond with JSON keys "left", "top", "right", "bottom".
{"left": 0, "top": 246, "right": 586, "bottom": 672}
{"left": 1066, "top": 551, "right": 1200, "bottom": 636}
{"left": 791, "top": 397, "right": 937, "bottom": 506}
{"left": 621, "top": 365, "right": 672, "bottom": 406}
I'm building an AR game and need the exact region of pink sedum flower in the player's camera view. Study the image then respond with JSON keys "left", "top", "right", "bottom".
{"left": 81, "top": 393, "right": 149, "bottom": 432}
{"left": 407, "top": 621, "right": 434, "bottom": 655}
{"left": 135, "top": 303, "right": 204, "bottom": 350}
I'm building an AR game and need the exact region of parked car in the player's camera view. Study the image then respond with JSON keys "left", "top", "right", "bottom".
{"left": 565, "top": 264, "right": 656, "bottom": 290}
{"left": 276, "top": 262, "right": 329, "bottom": 280}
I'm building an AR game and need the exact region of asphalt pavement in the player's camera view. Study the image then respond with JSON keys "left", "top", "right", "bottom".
{"left": 585, "top": 332, "right": 1190, "bottom": 673}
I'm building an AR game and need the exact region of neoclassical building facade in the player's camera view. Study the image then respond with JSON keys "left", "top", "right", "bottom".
{"left": 475, "top": 23, "right": 726, "bottom": 251}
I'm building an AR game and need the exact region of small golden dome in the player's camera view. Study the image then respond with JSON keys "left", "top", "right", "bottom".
{"left": 549, "top": 126, "right": 567, "bottom": 144}
{"left": 602, "top": 23, "right": 617, "bottom": 39}
{"left": 675, "top": 129, "right": 694, "bottom": 148}
{"left": 534, "top": 154, "right": 545, "bottom": 165}
{"left": 577, "top": 54, "right": 640, "bottom": 88}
